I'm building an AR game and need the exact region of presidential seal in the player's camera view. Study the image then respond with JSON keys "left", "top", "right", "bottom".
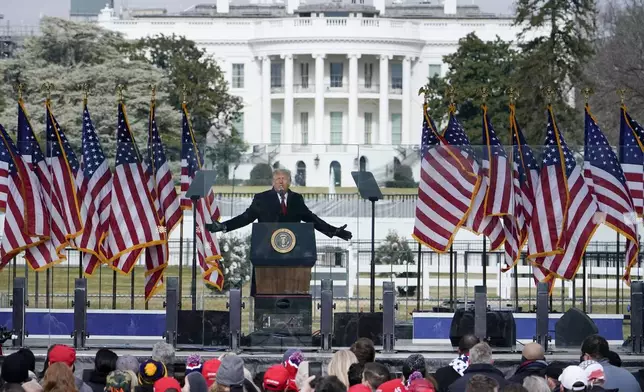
{"left": 271, "top": 228, "right": 296, "bottom": 253}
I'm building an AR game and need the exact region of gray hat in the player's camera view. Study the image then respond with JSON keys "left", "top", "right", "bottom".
{"left": 116, "top": 355, "right": 140, "bottom": 374}
{"left": 216, "top": 356, "right": 245, "bottom": 386}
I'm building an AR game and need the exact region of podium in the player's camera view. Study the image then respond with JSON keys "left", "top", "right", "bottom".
{"left": 248, "top": 222, "right": 317, "bottom": 346}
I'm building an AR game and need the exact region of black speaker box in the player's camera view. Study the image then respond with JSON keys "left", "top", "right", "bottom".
{"left": 253, "top": 295, "right": 313, "bottom": 331}
{"left": 449, "top": 308, "right": 516, "bottom": 348}
{"left": 177, "top": 310, "right": 230, "bottom": 346}
{"left": 333, "top": 312, "right": 383, "bottom": 346}
{"left": 555, "top": 308, "right": 598, "bottom": 348}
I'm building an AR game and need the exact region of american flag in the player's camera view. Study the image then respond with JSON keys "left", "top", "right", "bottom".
{"left": 503, "top": 105, "right": 539, "bottom": 271}
{"left": 107, "top": 102, "right": 165, "bottom": 275}
{"left": 181, "top": 103, "right": 224, "bottom": 289}
{"left": 17, "top": 101, "right": 66, "bottom": 269}
{"left": 619, "top": 106, "right": 644, "bottom": 217}
{"left": 530, "top": 106, "right": 599, "bottom": 280}
{"left": 75, "top": 103, "right": 112, "bottom": 276}
{"left": 45, "top": 101, "right": 82, "bottom": 242}
{"left": 142, "top": 102, "right": 182, "bottom": 300}
{"left": 413, "top": 104, "right": 478, "bottom": 252}
{"left": 0, "top": 124, "right": 52, "bottom": 269}
{"left": 584, "top": 105, "right": 639, "bottom": 283}
{"left": 481, "top": 105, "right": 512, "bottom": 217}
{"left": 443, "top": 107, "right": 504, "bottom": 250}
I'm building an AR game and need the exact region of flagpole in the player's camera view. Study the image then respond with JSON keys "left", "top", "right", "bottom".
{"left": 482, "top": 236, "right": 487, "bottom": 287}
{"left": 449, "top": 244, "right": 454, "bottom": 311}
{"left": 616, "top": 232, "right": 620, "bottom": 312}
{"left": 178, "top": 218, "right": 184, "bottom": 309}
{"left": 416, "top": 242, "right": 421, "bottom": 311}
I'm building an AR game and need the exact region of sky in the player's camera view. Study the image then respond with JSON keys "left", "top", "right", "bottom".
{"left": 0, "top": 0, "right": 514, "bottom": 26}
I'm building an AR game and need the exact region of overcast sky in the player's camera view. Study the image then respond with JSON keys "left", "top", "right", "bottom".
{"left": 0, "top": 0, "right": 514, "bottom": 25}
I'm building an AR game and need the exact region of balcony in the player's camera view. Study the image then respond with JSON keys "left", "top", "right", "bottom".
{"left": 359, "top": 83, "right": 379, "bottom": 93}
{"left": 390, "top": 83, "right": 402, "bottom": 95}
{"left": 326, "top": 82, "right": 348, "bottom": 93}
{"left": 294, "top": 84, "right": 315, "bottom": 93}
{"left": 326, "top": 144, "right": 347, "bottom": 152}
{"left": 271, "top": 84, "right": 284, "bottom": 93}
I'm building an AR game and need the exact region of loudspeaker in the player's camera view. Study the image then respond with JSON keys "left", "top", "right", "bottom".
{"left": 449, "top": 308, "right": 516, "bottom": 348}
{"left": 555, "top": 308, "right": 598, "bottom": 348}
{"left": 253, "top": 295, "right": 313, "bottom": 331}
{"left": 333, "top": 312, "right": 383, "bottom": 346}
{"left": 177, "top": 310, "right": 230, "bottom": 346}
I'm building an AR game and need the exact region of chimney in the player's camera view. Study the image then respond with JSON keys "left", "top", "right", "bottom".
{"left": 287, "top": 0, "right": 300, "bottom": 14}
{"left": 373, "top": 0, "right": 385, "bottom": 15}
{"left": 217, "top": 0, "right": 230, "bottom": 14}
{"left": 444, "top": 0, "right": 456, "bottom": 15}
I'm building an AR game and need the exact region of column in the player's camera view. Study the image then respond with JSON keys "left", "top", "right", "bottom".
{"left": 348, "top": 53, "right": 360, "bottom": 145}
{"left": 261, "top": 56, "right": 271, "bottom": 145}
{"left": 401, "top": 56, "right": 412, "bottom": 145}
{"left": 379, "top": 55, "right": 391, "bottom": 145}
{"left": 282, "top": 54, "right": 294, "bottom": 150}
{"left": 314, "top": 53, "right": 326, "bottom": 146}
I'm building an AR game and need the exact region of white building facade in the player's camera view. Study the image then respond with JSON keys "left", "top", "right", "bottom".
{"left": 97, "top": 0, "right": 528, "bottom": 187}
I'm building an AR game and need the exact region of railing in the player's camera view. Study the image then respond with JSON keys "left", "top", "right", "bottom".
{"left": 326, "top": 82, "right": 347, "bottom": 92}
{"left": 294, "top": 83, "right": 314, "bottom": 93}
{"left": 359, "top": 83, "right": 379, "bottom": 93}
{"left": 270, "top": 85, "right": 284, "bottom": 93}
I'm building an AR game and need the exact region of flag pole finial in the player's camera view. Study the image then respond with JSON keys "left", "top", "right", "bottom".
{"left": 418, "top": 85, "right": 430, "bottom": 105}
{"left": 16, "top": 83, "right": 24, "bottom": 101}
{"left": 582, "top": 87, "right": 593, "bottom": 105}
{"left": 116, "top": 84, "right": 125, "bottom": 103}
{"left": 505, "top": 87, "right": 518, "bottom": 105}
{"left": 617, "top": 88, "right": 627, "bottom": 105}
{"left": 446, "top": 85, "right": 456, "bottom": 106}
{"left": 542, "top": 86, "right": 554, "bottom": 105}
{"left": 80, "top": 83, "right": 89, "bottom": 105}
{"left": 480, "top": 86, "right": 489, "bottom": 105}
{"left": 182, "top": 84, "right": 188, "bottom": 105}
{"left": 41, "top": 82, "right": 53, "bottom": 104}
{"left": 150, "top": 84, "right": 156, "bottom": 104}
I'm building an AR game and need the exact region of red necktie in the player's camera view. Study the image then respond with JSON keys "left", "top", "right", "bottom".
{"left": 280, "top": 195, "right": 287, "bottom": 215}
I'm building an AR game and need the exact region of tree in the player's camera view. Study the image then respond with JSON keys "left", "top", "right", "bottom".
{"left": 375, "top": 230, "right": 414, "bottom": 266}
{"left": 385, "top": 164, "right": 416, "bottom": 188}
{"left": 513, "top": 0, "right": 597, "bottom": 145}
{"left": 206, "top": 233, "right": 251, "bottom": 291}
{"left": 247, "top": 163, "right": 273, "bottom": 185}
{"left": 0, "top": 17, "right": 180, "bottom": 162}
{"left": 424, "top": 33, "right": 520, "bottom": 145}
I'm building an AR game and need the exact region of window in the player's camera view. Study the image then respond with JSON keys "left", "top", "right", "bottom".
{"left": 231, "top": 115, "right": 244, "bottom": 140}
{"left": 330, "top": 161, "right": 341, "bottom": 186}
{"left": 330, "top": 112, "right": 343, "bottom": 144}
{"left": 364, "top": 63, "right": 373, "bottom": 88}
{"left": 271, "top": 112, "right": 282, "bottom": 144}
{"left": 295, "top": 161, "right": 306, "bottom": 186}
{"left": 301, "top": 63, "right": 309, "bottom": 88}
{"left": 271, "top": 63, "right": 283, "bottom": 88}
{"left": 300, "top": 112, "right": 309, "bottom": 145}
{"left": 391, "top": 63, "right": 402, "bottom": 89}
{"left": 364, "top": 112, "right": 373, "bottom": 144}
{"left": 391, "top": 113, "right": 402, "bottom": 145}
{"left": 359, "top": 156, "right": 367, "bottom": 171}
{"left": 232, "top": 63, "right": 244, "bottom": 89}
{"left": 330, "top": 62, "right": 343, "bottom": 87}
{"left": 428, "top": 64, "right": 441, "bottom": 78}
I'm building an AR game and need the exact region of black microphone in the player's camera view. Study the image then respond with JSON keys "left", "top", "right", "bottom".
{"left": 279, "top": 188, "right": 285, "bottom": 198}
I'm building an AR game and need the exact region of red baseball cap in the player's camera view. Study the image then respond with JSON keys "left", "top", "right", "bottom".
{"left": 349, "top": 384, "right": 373, "bottom": 392}
{"left": 202, "top": 359, "right": 222, "bottom": 387}
{"left": 48, "top": 345, "right": 76, "bottom": 367}
{"left": 377, "top": 379, "right": 407, "bottom": 392}
{"left": 263, "top": 365, "right": 290, "bottom": 391}
{"left": 153, "top": 377, "right": 181, "bottom": 392}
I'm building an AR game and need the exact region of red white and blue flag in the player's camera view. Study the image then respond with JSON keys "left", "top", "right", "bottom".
{"left": 619, "top": 106, "right": 644, "bottom": 218}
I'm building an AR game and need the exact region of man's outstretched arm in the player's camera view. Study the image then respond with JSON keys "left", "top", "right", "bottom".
{"left": 206, "top": 195, "right": 260, "bottom": 233}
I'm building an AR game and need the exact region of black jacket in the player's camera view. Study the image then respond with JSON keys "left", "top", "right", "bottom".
{"left": 223, "top": 189, "right": 336, "bottom": 235}
{"left": 447, "top": 364, "right": 509, "bottom": 392}
{"left": 86, "top": 371, "right": 108, "bottom": 392}
{"left": 433, "top": 366, "right": 462, "bottom": 392}
{"left": 507, "top": 360, "right": 548, "bottom": 384}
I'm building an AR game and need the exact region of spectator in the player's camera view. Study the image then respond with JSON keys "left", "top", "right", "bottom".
{"left": 328, "top": 350, "right": 358, "bottom": 388}
{"left": 153, "top": 377, "right": 181, "bottom": 392}
{"left": 541, "top": 362, "right": 568, "bottom": 392}
{"left": 402, "top": 356, "right": 426, "bottom": 384}
{"left": 1, "top": 353, "right": 29, "bottom": 386}
{"left": 138, "top": 359, "right": 168, "bottom": 392}
{"left": 606, "top": 352, "right": 621, "bottom": 368}
{"left": 283, "top": 350, "right": 302, "bottom": 364}
{"left": 578, "top": 361, "right": 612, "bottom": 392}
{"left": 152, "top": 343, "right": 176, "bottom": 367}
{"left": 433, "top": 334, "right": 480, "bottom": 392}
{"left": 522, "top": 376, "right": 549, "bottom": 392}
{"left": 42, "top": 362, "right": 78, "bottom": 392}
{"left": 558, "top": 366, "right": 588, "bottom": 392}
{"left": 447, "top": 343, "right": 508, "bottom": 392}
{"left": 45, "top": 345, "right": 92, "bottom": 392}
{"left": 263, "top": 365, "right": 290, "bottom": 392}
{"left": 254, "top": 373, "right": 266, "bottom": 392}
{"left": 201, "top": 359, "right": 221, "bottom": 389}
{"left": 244, "top": 369, "right": 261, "bottom": 392}
{"left": 1, "top": 384, "right": 26, "bottom": 392}
{"left": 186, "top": 355, "right": 204, "bottom": 377}
{"left": 408, "top": 379, "right": 435, "bottom": 392}
{"left": 348, "top": 363, "right": 364, "bottom": 387}
{"left": 86, "top": 348, "right": 118, "bottom": 392}
{"left": 581, "top": 335, "right": 641, "bottom": 392}
{"left": 499, "top": 385, "right": 527, "bottom": 392}
{"left": 316, "top": 376, "right": 347, "bottom": 392}
{"left": 376, "top": 377, "right": 407, "bottom": 392}
{"left": 16, "top": 349, "right": 37, "bottom": 382}
{"left": 105, "top": 370, "right": 138, "bottom": 392}
{"left": 362, "top": 363, "right": 390, "bottom": 391}
{"left": 212, "top": 356, "right": 245, "bottom": 392}
{"left": 465, "top": 375, "right": 498, "bottom": 392}
{"left": 117, "top": 356, "right": 141, "bottom": 375}
{"left": 183, "top": 372, "right": 208, "bottom": 392}
{"left": 508, "top": 343, "right": 548, "bottom": 384}
{"left": 351, "top": 339, "right": 376, "bottom": 365}
{"left": 295, "top": 362, "right": 310, "bottom": 391}
{"left": 284, "top": 351, "right": 304, "bottom": 391}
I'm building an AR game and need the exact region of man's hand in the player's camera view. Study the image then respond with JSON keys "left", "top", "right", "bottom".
{"left": 204, "top": 221, "right": 226, "bottom": 233}
{"left": 334, "top": 224, "right": 352, "bottom": 241}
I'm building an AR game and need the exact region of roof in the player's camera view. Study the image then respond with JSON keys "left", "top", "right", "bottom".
{"left": 295, "top": 2, "right": 379, "bottom": 13}
{"left": 385, "top": 4, "right": 497, "bottom": 18}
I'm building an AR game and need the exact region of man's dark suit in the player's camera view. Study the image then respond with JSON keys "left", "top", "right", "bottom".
{"left": 222, "top": 188, "right": 339, "bottom": 295}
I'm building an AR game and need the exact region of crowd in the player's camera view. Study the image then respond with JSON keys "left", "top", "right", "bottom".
{"left": 0, "top": 334, "right": 642, "bottom": 392}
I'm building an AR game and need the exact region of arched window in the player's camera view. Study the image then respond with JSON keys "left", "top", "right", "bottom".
{"left": 295, "top": 161, "right": 307, "bottom": 186}
{"left": 359, "top": 156, "right": 367, "bottom": 172}
{"left": 330, "top": 161, "right": 341, "bottom": 186}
